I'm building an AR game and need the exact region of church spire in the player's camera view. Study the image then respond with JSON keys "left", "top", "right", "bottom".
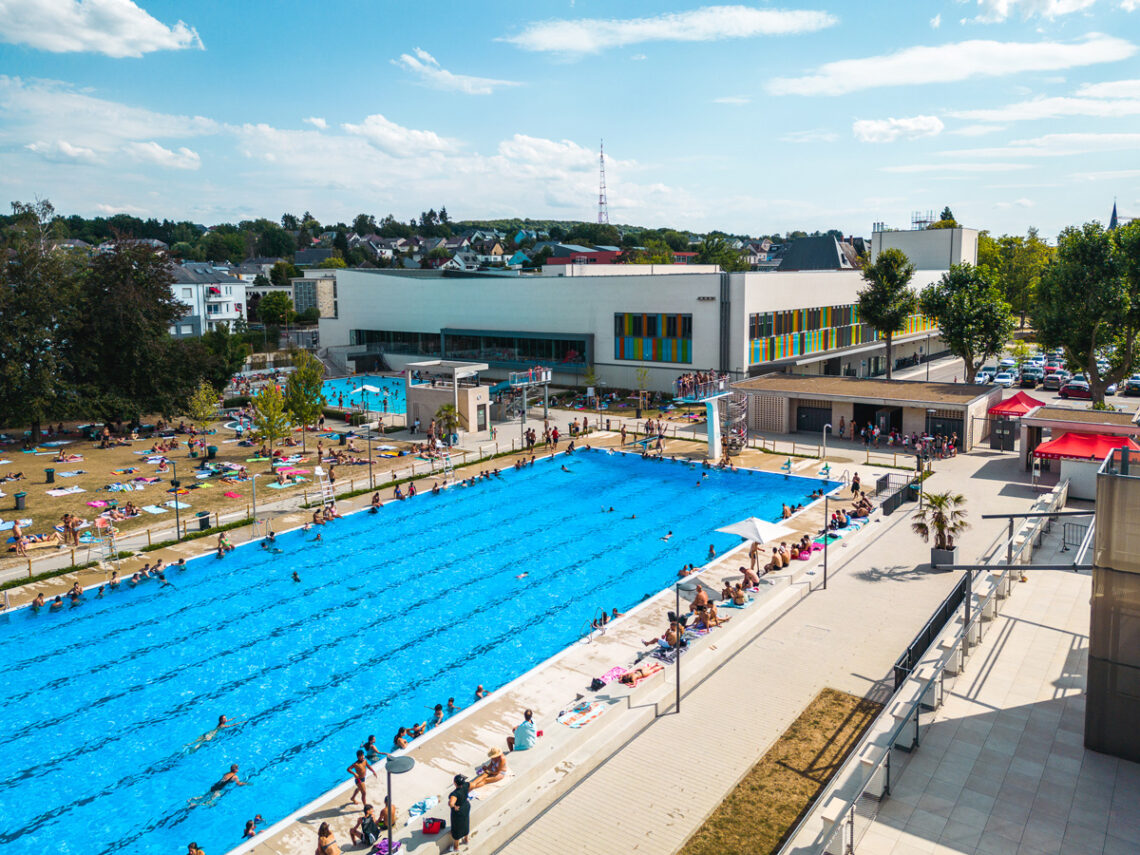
{"left": 1110, "top": 198, "right": 1119, "bottom": 230}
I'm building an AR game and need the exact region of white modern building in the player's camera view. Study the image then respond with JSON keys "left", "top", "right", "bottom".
{"left": 318, "top": 228, "right": 977, "bottom": 392}
{"left": 169, "top": 262, "right": 247, "bottom": 337}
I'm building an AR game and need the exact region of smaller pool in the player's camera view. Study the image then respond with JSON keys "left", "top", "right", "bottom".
{"left": 322, "top": 374, "right": 406, "bottom": 414}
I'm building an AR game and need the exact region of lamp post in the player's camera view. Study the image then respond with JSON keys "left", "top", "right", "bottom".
{"left": 170, "top": 460, "right": 181, "bottom": 541}
{"left": 366, "top": 425, "right": 374, "bottom": 491}
{"left": 822, "top": 493, "right": 829, "bottom": 591}
{"left": 673, "top": 579, "right": 699, "bottom": 715}
{"left": 384, "top": 755, "right": 415, "bottom": 855}
{"left": 926, "top": 332, "right": 933, "bottom": 381}
{"left": 250, "top": 473, "right": 259, "bottom": 539}
{"left": 822, "top": 423, "right": 831, "bottom": 462}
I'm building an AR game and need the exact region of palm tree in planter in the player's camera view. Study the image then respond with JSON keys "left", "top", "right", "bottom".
{"left": 912, "top": 491, "right": 969, "bottom": 568}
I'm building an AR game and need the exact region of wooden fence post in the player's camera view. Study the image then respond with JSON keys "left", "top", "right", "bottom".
{"left": 146, "top": 528, "right": 152, "bottom": 546}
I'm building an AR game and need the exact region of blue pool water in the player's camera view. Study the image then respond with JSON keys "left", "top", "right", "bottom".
{"left": 321, "top": 374, "right": 406, "bottom": 414}
{"left": 0, "top": 453, "right": 835, "bottom": 854}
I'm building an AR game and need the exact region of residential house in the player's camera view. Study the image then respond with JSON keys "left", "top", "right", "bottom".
{"left": 506, "top": 250, "right": 532, "bottom": 268}
{"left": 776, "top": 235, "right": 859, "bottom": 272}
{"left": 295, "top": 247, "right": 335, "bottom": 266}
{"left": 169, "top": 262, "right": 246, "bottom": 337}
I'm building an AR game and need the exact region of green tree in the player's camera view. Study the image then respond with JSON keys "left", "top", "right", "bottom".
{"left": 323, "top": 256, "right": 347, "bottom": 269}
{"left": 258, "top": 291, "right": 294, "bottom": 327}
{"left": 252, "top": 385, "right": 292, "bottom": 467}
{"left": 0, "top": 200, "right": 83, "bottom": 439}
{"left": 435, "top": 403, "right": 461, "bottom": 446}
{"left": 920, "top": 264, "right": 1014, "bottom": 383}
{"left": 281, "top": 213, "right": 300, "bottom": 231}
{"left": 269, "top": 260, "right": 301, "bottom": 287}
{"left": 979, "top": 229, "right": 1052, "bottom": 328}
{"left": 858, "top": 248, "right": 917, "bottom": 380}
{"left": 626, "top": 238, "right": 674, "bottom": 264}
{"left": 1034, "top": 221, "right": 1138, "bottom": 403}
{"left": 283, "top": 350, "right": 326, "bottom": 451}
{"left": 353, "top": 213, "right": 377, "bottom": 235}
{"left": 73, "top": 240, "right": 191, "bottom": 421}
{"left": 201, "top": 322, "right": 251, "bottom": 387}
{"left": 184, "top": 380, "right": 219, "bottom": 432}
{"left": 695, "top": 235, "right": 747, "bottom": 271}
{"left": 940, "top": 206, "right": 955, "bottom": 223}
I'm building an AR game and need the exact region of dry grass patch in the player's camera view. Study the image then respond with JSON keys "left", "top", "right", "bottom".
{"left": 684, "top": 687, "right": 882, "bottom": 855}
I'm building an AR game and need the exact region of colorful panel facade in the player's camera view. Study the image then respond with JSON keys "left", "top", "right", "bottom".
{"left": 748, "top": 305, "right": 935, "bottom": 365}
{"left": 613, "top": 313, "right": 693, "bottom": 364}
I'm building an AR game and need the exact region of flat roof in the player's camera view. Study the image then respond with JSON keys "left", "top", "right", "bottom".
{"left": 1023, "top": 405, "right": 1140, "bottom": 426}
{"left": 405, "top": 359, "right": 489, "bottom": 378}
{"left": 732, "top": 373, "right": 992, "bottom": 407}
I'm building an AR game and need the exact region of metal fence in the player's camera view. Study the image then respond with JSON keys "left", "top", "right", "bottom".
{"left": 778, "top": 480, "right": 1071, "bottom": 855}
{"left": 876, "top": 472, "right": 918, "bottom": 517}
{"left": 893, "top": 573, "right": 969, "bottom": 689}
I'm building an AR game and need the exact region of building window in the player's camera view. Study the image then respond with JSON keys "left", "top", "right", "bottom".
{"left": 181, "top": 324, "right": 193, "bottom": 334}
{"left": 613, "top": 313, "right": 692, "bottom": 364}
{"left": 182, "top": 288, "right": 193, "bottom": 299}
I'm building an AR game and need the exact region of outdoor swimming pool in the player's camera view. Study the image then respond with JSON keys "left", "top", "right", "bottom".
{"left": 0, "top": 453, "right": 835, "bottom": 855}
{"left": 321, "top": 374, "right": 405, "bottom": 414}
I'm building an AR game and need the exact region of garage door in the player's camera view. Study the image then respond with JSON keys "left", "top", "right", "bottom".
{"left": 928, "top": 412, "right": 963, "bottom": 439}
{"left": 796, "top": 404, "right": 832, "bottom": 433}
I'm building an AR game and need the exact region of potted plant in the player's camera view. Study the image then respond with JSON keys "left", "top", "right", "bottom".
{"left": 912, "top": 490, "right": 969, "bottom": 569}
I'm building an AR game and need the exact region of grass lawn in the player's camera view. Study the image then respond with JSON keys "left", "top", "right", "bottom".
{"left": 0, "top": 418, "right": 416, "bottom": 567}
{"left": 684, "top": 687, "right": 882, "bottom": 855}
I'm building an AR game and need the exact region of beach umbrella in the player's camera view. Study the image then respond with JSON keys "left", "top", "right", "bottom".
{"left": 349, "top": 385, "right": 384, "bottom": 396}
{"left": 715, "top": 517, "right": 795, "bottom": 543}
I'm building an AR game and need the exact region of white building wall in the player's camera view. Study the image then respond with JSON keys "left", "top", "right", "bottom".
{"left": 870, "top": 228, "right": 979, "bottom": 269}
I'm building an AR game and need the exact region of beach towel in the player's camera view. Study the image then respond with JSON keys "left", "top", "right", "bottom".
{"left": 166, "top": 487, "right": 189, "bottom": 495}
{"left": 111, "top": 468, "right": 138, "bottom": 475}
{"left": 0, "top": 519, "right": 32, "bottom": 531}
{"left": 406, "top": 796, "right": 438, "bottom": 819}
{"left": 164, "top": 500, "right": 190, "bottom": 510}
{"left": 245, "top": 457, "right": 269, "bottom": 462}
{"left": 86, "top": 500, "right": 109, "bottom": 508}
{"left": 224, "top": 491, "right": 243, "bottom": 499}
{"left": 651, "top": 647, "right": 684, "bottom": 665}
{"left": 57, "top": 470, "right": 86, "bottom": 477}
{"left": 557, "top": 702, "right": 608, "bottom": 728}
{"left": 722, "top": 597, "right": 755, "bottom": 609}
{"left": 47, "top": 486, "right": 86, "bottom": 496}
{"left": 41, "top": 440, "right": 73, "bottom": 447}
{"left": 597, "top": 665, "right": 628, "bottom": 685}
{"left": 133, "top": 477, "right": 161, "bottom": 484}
{"left": 0, "top": 460, "right": 11, "bottom": 465}
{"left": 141, "top": 505, "right": 168, "bottom": 515}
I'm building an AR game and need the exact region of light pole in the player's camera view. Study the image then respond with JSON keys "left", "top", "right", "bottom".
{"left": 385, "top": 755, "right": 415, "bottom": 855}
{"left": 250, "top": 473, "right": 259, "bottom": 539}
{"left": 366, "top": 425, "right": 374, "bottom": 490}
{"left": 822, "top": 423, "right": 831, "bottom": 462}
{"left": 926, "top": 332, "right": 932, "bottom": 381}
{"left": 673, "top": 579, "right": 699, "bottom": 714}
{"left": 822, "top": 493, "right": 829, "bottom": 591}
{"left": 170, "top": 460, "right": 182, "bottom": 541}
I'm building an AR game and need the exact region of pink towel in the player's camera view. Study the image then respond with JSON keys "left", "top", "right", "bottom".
{"left": 86, "top": 500, "right": 108, "bottom": 507}
{"left": 224, "top": 491, "right": 243, "bottom": 499}
{"left": 599, "top": 666, "right": 628, "bottom": 685}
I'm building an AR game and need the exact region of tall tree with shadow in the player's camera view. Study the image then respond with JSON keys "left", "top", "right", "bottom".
{"left": 920, "top": 263, "right": 1014, "bottom": 384}
{"left": 858, "top": 248, "right": 917, "bottom": 380}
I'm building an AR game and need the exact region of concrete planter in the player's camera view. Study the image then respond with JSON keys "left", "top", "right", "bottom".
{"left": 931, "top": 546, "right": 959, "bottom": 569}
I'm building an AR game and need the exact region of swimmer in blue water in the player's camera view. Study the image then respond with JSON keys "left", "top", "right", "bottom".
{"left": 188, "top": 763, "right": 247, "bottom": 805}
{"left": 186, "top": 714, "right": 242, "bottom": 753}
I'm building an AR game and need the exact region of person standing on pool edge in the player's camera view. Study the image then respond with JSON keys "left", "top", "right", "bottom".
{"left": 347, "top": 748, "right": 377, "bottom": 805}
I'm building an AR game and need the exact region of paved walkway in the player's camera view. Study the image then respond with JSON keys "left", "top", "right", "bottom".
{"left": 857, "top": 535, "right": 1140, "bottom": 855}
{"left": 493, "top": 452, "right": 1041, "bottom": 855}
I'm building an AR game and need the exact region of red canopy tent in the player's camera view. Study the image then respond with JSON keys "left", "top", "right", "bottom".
{"left": 1033, "top": 432, "right": 1140, "bottom": 461}
{"left": 988, "top": 391, "right": 1045, "bottom": 417}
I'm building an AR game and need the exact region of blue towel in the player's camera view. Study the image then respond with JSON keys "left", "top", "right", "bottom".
{"left": 407, "top": 795, "right": 438, "bottom": 817}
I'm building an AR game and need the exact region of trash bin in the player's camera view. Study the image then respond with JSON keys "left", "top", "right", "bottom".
{"left": 339, "top": 433, "right": 347, "bottom": 446}
{"left": 196, "top": 511, "right": 211, "bottom": 532}
{"left": 14, "top": 491, "right": 26, "bottom": 511}
{"left": 44, "top": 468, "right": 55, "bottom": 484}
{"left": 207, "top": 445, "right": 217, "bottom": 460}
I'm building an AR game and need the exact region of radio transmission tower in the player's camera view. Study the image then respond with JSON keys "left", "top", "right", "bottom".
{"left": 597, "top": 139, "right": 610, "bottom": 225}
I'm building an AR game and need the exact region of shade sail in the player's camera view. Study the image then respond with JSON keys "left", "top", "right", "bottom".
{"left": 1033, "top": 431, "right": 1140, "bottom": 461}
{"left": 988, "top": 391, "right": 1045, "bottom": 417}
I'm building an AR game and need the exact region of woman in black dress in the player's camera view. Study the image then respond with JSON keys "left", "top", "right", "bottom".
{"left": 448, "top": 774, "right": 471, "bottom": 851}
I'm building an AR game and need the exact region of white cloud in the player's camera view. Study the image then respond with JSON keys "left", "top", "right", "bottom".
{"left": 630, "top": 53, "right": 647, "bottom": 60}
{"left": 713, "top": 95, "right": 750, "bottom": 105}
{"left": 1073, "top": 168, "right": 1140, "bottom": 180}
{"left": 965, "top": 0, "right": 1097, "bottom": 23}
{"left": 1124, "top": 0, "right": 1139, "bottom": 10}
{"left": 391, "top": 48, "right": 520, "bottom": 95}
{"left": 123, "top": 140, "right": 200, "bottom": 170}
{"left": 502, "top": 5, "right": 836, "bottom": 54}
{"left": 779, "top": 128, "right": 839, "bottom": 143}
{"left": 96, "top": 202, "right": 147, "bottom": 215}
{"left": 0, "top": 76, "right": 218, "bottom": 152}
{"left": 881, "top": 162, "right": 1033, "bottom": 173}
{"left": 853, "top": 115, "right": 944, "bottom": 142}
{"left": 25, "top": 139, "right": 99, "bottom": 163}
{"left": 0, "top": 0, "right": 202, "bottom": 58}
{"left": 951, "top": 95, "right": 1140, "bottom": 122}
{"left": 768, "top": 34, "right": 1136, "bottom": 96}
{"left": 303, "top": 117, "right": 328, "bottom": 130}
{"left": 949, "top": 124, "right": 1007, "bottom": 136}
{"left": 1076, "top": 78, "right": 1140, "bottom": 98}
{"left": 930, "top": 13, "right": 942, "bottom": 28}
{"left": 944, "top": 131, "right": 1140, "bottom": 157}
{"left": 341, "top": 113, "right": 460, "bottom": 157}
{"left": 995, "top": 198, "right": 1036, "bottom": 208}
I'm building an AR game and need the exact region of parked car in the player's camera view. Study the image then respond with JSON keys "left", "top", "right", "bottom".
{"left": 1124, "top": 375, "right": 1140, "bottom": 396}
{"left": 1020, "top": 368, "right": 1043, "bottom": 388}
{"left": 1042, "top": 371, "right": 1070, "bottom": 391}
{"left": 1059, "top": 381, "right": 1091, "bottom": 399}
{"left": 1107, "top": 382, "right": 1118, "bottom": 396}
{"left": 999, "top": 357, "right": 1017, "bottom": 369}
{"left": 1043, "top": 361, "right": 1063, "bottom": 375}
{"left": 978, "top": 365, "right": 997, "bottom": 383}
{"left": 993, "top": 372, "right": 1016, "bottom": 388}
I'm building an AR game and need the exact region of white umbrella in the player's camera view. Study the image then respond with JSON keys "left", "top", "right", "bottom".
{"left": 349, "top": 385, "right": 384, "bottom": 396}
{"left": 716, "top": 517, "right": 796, "bottom": 543}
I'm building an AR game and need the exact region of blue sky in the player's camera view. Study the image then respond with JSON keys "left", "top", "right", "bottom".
{"left": 1, "top": 0, "right": 1138, "bottom": 238}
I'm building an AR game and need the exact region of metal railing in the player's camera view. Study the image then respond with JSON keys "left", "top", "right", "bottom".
{"left": 893, "top": 574, "right": 969, "bottom": 690}
{"left": 778, "top": 480, "right": 1071, "bottom": 855}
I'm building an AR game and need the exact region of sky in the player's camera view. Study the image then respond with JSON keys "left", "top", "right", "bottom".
{"left": 0, "top": 0, "right": 1138, "bottom": 239}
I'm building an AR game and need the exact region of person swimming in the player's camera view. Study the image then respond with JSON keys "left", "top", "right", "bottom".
{"left": 292, "top": 571, "right": 301, "bottom": 583}
{"left": 186, "top": 714, "right": 241, "bottom": 752}
{"left": 189, "top": 764, "right": 247, "bottom": 805}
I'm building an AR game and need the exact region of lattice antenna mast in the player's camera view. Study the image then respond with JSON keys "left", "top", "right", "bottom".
{"left": 597, "top": 139, "right": 610, "bottom": 225}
